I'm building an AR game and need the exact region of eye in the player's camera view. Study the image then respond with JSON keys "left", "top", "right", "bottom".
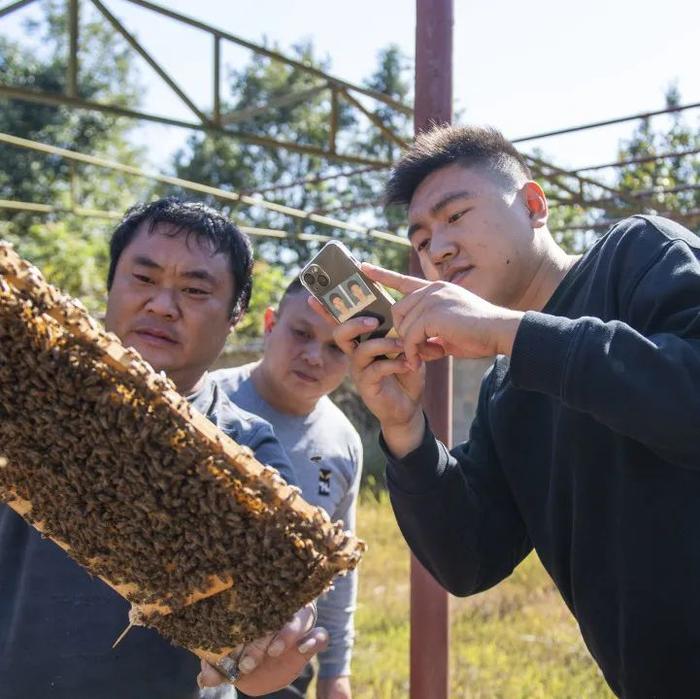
{"left": 415, "top": 237, "right": 430, "bottom": 253}
{"left": 448, "top": 209, "right": 468, "bottom": 224}
{"left": 328, "top": 343, "right": 343, "bottom": 354}
{"left": 183, "top": 287, "right": 209, "bottom": 296}
{"left": 293, "top": 328, "right": 311, "bottom": 340}
{"left": 133, "top": 273, "right": 153, "bottom": 284}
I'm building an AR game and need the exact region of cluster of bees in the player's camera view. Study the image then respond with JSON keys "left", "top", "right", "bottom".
{"left": 0, "top": 243, "right": 365, "bottom": 654}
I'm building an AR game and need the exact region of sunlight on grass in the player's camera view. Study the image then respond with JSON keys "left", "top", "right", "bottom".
{"left": 343, "top": 491, "right": 614, "bottom": 698}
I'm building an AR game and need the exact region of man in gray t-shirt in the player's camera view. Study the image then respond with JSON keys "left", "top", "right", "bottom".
{"left": 214, "top": 279, "right": 362, "bottom": 699}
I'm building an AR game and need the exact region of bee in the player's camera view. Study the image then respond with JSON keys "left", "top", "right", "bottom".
{"left": 0, "top": 243, "right": 364, "bottom": 653}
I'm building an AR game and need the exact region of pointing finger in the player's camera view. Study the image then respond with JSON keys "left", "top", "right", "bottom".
{"left": 360, "top": 262, "right": 428, "bottom": 295}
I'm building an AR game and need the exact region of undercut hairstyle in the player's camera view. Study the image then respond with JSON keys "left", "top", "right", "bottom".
{"left": 279, "top": 277, "right": 305, "bottom": 304}
{"left": 277, "top": 277, "right": 307, "bottom": 314}
{"left": 107, "top": 198, "right": 254, "bottom": 322}
{"left": 384, "top": 124, "right": 532, "bottom": 208}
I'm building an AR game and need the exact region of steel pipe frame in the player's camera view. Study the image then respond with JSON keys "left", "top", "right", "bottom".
{"left": 0, "top": 84, "right": 395, "bottom": 169}
{"left": 1, "top": 0, "right": 698, "bottom": 187}
{"left": 90, "top": 0, "right": 209, "bottom": 124}
{"left": 572, "top": 146, "right": 700, "bottom": 174}
{"left": 121, "top": 0, "right": 413, "bottom": 115}
{"left": 0, "top": 0, "right": 410, "bottom": 169}
{"left": 587, "top": 181, "right": 700, "bottom": 207}
{"left": 2, "top": 0, "right": 696, "bottom": 211}
{"left": 0, "top": 131, "right": 410, "bottom": 246}
{"left": 220, "top": 84, "right": 330, "bottom": 126}
{"left": 411, "top": 2, "right": 453, "bottom": 698}
{"left": 244, "top": 165, "right": 388, "bottom": 197}
{"left": 0, "top": 198, "right": 339, "bottom": 242}
{"left": 551, "top": 206, "right": 700, "bottom": 234}
{"left": 512, "top": 100, "right": 700, "bottom": 145}
{"left": 0, "top": 0, "right": 37, "bottom": 19}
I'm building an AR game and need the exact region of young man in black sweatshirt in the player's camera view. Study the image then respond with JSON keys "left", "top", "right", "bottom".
{"left": 329, "top": 125, "right": 700, "bottom": 698}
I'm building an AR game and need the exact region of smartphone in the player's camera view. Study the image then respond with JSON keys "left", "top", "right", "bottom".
{"left": 299, "top": 241, "right": 395, "bottom": 343}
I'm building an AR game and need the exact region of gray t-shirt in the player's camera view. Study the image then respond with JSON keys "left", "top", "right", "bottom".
{"left": 0, "top": 373, "right": 294, "bottom": 699}
{"left": 212, "top": 363, "right": 362, "bottom": 679}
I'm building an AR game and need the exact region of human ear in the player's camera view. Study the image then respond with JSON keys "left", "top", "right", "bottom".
{"left": 263, "top": 307, "right": 277, "bottom": 335}
{"left": 523, "top": 181, "right": 549, "bottom": 228}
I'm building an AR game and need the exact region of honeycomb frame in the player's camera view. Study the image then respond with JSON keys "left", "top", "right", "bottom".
{"left": 0, "top": 242, "right": 366, "bottom": 675}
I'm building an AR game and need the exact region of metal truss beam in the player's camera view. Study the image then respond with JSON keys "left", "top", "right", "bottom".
{"left": 0, "top": 85, "right": 394, "bottom": 168}
{"left": 0, "top": 130, "right": 409, "bottom": 246}
{"left": 0, "top": 0, "right": 37, "bottom": 20}
{"left": 122, "top": 0, "right": 413, "bottom": 115}
{"left": 512, "top": 101, "right": 700, "bottom": 144}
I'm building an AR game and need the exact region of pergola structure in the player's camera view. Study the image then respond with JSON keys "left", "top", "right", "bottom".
{"left": 1, "top": 1, "right": 699, "bottom": 697}
{"left": 1, "top": 0, "right": 699, "bottom": 234}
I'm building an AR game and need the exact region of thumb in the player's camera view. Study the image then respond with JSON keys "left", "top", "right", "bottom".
{"left": 297, "top": 627, "right": 329, "bottom": 656}
{"left": 418, "top": 338, "right": 446, "bottom": 361}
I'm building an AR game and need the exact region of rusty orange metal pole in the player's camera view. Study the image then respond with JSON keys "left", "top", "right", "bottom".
{"left": 410, "top": 1, "right": 454, "bottom": 698}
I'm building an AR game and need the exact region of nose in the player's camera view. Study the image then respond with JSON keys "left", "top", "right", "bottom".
{"left": 301, "top": 341, "right": 323, "bottom": 367}
{"left": 144, "top": 287, "right": 179, "bottom": 320}
{"left": 429, "top": 228, "right": 458, "bottom": 267}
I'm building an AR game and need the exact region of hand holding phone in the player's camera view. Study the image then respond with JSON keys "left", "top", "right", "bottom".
{"left": 299, "top": 241, "right": 396, "bottom": 343}
{"left": 303, "top": 248, "right": 425, "bottom": 456}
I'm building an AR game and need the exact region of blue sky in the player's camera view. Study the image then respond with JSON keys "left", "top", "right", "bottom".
{"left": 2, "top": 0, "right": 699, "bottom": 177}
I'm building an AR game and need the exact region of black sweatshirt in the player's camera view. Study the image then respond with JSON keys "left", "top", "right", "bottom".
{"left": 385, "top": 216, "right": 700, "bottom": 698}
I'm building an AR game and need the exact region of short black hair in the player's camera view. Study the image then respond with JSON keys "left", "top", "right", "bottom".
{"left": 276, "top": 278, "right": 306, "bottom": 315}
{"left": 385, "top": 124, "right": 532, "bottom": 208}
{"left": 107, "top": 198, "right": 253, "bottom": 322}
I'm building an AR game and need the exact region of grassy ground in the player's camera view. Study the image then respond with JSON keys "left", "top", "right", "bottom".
{"left": 341, "top": 490, "right": 614, "bottom": 699}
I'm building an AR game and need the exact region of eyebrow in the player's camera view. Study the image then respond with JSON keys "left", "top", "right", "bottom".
{"left": 133, "top": 255, "right": 162, "bottom": 270}
{"left": 132, "top": 255, "right": 217, "bottom": 286}
{"left": 407, "top": 190, "right": 475, "bottom": 239}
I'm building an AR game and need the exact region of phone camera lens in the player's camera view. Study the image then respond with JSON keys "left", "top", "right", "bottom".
{"left": 303, "top": 272, "right": 316, "bottom": 286}
{"left": 317, "top": 273, "right": 330, "bottom": 287}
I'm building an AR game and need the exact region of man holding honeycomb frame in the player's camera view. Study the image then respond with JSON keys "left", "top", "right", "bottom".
{"left": 0, "top": 198, "right": 329, "bottom": 698}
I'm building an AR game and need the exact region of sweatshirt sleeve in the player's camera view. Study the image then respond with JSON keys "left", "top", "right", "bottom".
{"left": 316, "top": 435, "right": 362, "bottom": 678}
{"left": 384, "top": 370, "right": 532, "bottom": 597}
{"left": 246, "top": 421, "right": 297, "bottom": 487}
{"left": 510, "top": 238, "right": 700, "bottom": 469}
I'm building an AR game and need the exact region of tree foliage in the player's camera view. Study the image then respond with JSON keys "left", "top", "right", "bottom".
{"left": 0, "top": 0, "right": 143, "bottom": 307}
{"left": 543, "top": 86, "right": 700, "bottom": 254}
{"left": 233, "top": 259, "right": 287, "bottom": 342}
{"left": 612, "top": 86, "right": 700, "bottom": 226}
{"left": 171, "top": 43, "right": 412, "bottom": 278}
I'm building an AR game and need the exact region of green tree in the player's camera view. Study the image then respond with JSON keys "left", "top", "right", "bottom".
{"left": 611, "top": 85, "right": 700, "bottom": 229}
{"left": 233, "top": 259, "right": 287, "bottom": 342}
{"left": 171, "top": 43, "right": 412, "bottom": 277}
{"left": 541, "top": 86, "right": 700, "bottom": 253}
{"left": 0, "top": 0, "right": 144, "bottom": 308}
